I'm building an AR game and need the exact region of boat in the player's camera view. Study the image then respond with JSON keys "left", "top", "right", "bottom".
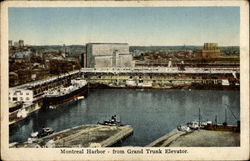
{"left": 98, "top": 115, "right": 122, "bottom": 126}
{"left": 177, "top": 125, "right": 192, "bottom": 132}
{"left": 74, "top": 96, "right": 85, "bottom": 101}
{"left": 31, "top": 127, "right": 54, "bottom": 138}
{"left": 43, "top": 79, "right": 88, "bottom": 108}
{"left": 186, "top": 121, "right": 199, "bottom": 130}
{"left": 48, "top": 105, "right": 56, "bottom": 109}
{"left": 16, "top": 108, "right": 28, "bottom": 118}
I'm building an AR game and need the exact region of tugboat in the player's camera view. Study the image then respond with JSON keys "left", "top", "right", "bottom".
{"left": 31, "top": 127, "right": 54, "bottom": 138}
{"left": 98, "top": 115, "right": 122, "bottom": 126}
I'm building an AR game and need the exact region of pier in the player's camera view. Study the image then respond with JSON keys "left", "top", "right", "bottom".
{"left": 81, "top": 67, "right": 239, "bottom": 74}
{"left": 11, "top": 67, "right": 240, "bottom": 94}
{"left": 10, "top": 125, "right": 133, "bottom": 148}
{"left": 13, "top": 67, "right": 240, "bottom": 90}
{"left": 147, "top": 128, "right": 240, "bottom": 147}
{"left": 83, "top": 67, "right": 239, "bottom": 89}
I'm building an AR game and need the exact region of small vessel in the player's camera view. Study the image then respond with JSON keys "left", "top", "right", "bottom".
{"left": 49, "top": 105, "right": 56, "bottom": 109}
{"left": 98, "top": 115, "right": 122, "bottom": 126}
{"left": 31, "top": 127, "right": 54, "bottom": 138}
{"left": 16, "top": 108, "right": 28, "bottom": 118}
{"left": 186, "top": 121, "right": 199, "bottom": 130}
{"left": 177, "top": 125, "right": 191, "bottom": 132}
{"left": 74, "top": 96, "right": 85, "bottom": 100}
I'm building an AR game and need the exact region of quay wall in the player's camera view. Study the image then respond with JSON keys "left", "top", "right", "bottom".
{"left": 84, "top": 72, "right": 239, "bottom": 90}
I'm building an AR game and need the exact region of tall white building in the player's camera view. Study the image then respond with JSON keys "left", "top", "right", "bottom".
{"left": 86, "top": 43, "right": 135, "bottom": 68}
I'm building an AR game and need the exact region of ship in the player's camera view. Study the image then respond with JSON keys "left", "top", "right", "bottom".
{"left": 43, "top": 79, "right": 88, "bottom": 108}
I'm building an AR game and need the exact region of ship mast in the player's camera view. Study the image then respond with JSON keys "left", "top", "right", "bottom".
{"left": 223, "top": 108, "right": 227, "bottom": 126}
{"left": 225, "top": 104, "right": 239, "bottom": 123}
{"left": 198, "top": 108, "right": 201, "bottom": 130}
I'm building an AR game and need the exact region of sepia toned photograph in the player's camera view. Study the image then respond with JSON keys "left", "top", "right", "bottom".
{"left": 1, "top": 1, "right": 249, "bottom": 160}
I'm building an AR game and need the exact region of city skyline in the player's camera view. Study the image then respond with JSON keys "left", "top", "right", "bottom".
{"left": 9, "top": 7, "right": 240, "bottom": 46}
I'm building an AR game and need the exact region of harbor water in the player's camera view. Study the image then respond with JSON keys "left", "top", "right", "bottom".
{"left": 10, "top": 89, "right": 240, "bottom": 146}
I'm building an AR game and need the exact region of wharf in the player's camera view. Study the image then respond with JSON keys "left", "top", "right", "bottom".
{"left": 10, "top": 125, "right": 133, "bottom": 148}
{"left": 146, "top": 128, "right": 186, "bottom": 147}
{"left": 147, "top": 129, "right": 240, "bottom": 147}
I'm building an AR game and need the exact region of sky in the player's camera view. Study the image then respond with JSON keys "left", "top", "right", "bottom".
{"left": 9, "top": 7, "right": 240, "bottom": 46}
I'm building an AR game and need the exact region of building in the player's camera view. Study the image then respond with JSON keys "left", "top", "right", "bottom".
{"left": 85, "top": 43, "right": 135, "bottom": 68}
{"left": 196, "top": 43, "right": 221, "bottom": 58}
{"left": 9, "top": 88, "right": 34, "bottom": 104}
{"left": 81, "top": 52, "right": 87, "bottom": 68}
{"left": 11, "top": 51, "right": 32, "bottom": 59}
{"left": 14, "top": 42, "right": 19, "bottom": 48}
{"left": 9, "top": 40, "right": 13, "bottom": 48}
{"left": 19, "top": 40, "right": 24, "bottom": 48}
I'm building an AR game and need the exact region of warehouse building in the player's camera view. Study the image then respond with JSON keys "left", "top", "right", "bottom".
{"left": 85, "top": 43, "right": 135, "bottom": 68}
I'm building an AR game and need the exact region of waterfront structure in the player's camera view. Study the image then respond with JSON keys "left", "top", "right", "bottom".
{"left": 81, "top": 67, "right": 240, "bottom": 89}
{"left": 197, "top": 43, "right": 221, "bottom": 58}
{"left": 86, "top": 43, "right": 135, "bottom": 68}
{"left": 9, "top": 88, "right": 34, "bottom": 104}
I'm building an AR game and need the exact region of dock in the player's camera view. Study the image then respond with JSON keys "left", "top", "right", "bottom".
{"left": 147, "top": 129, "right": 240, "bottom": 147}
{"left": 10, "top": 124, "right": 133, "bottom": 148}
{"left": 146, "top": 128, "right": 186, "bottom": 147}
